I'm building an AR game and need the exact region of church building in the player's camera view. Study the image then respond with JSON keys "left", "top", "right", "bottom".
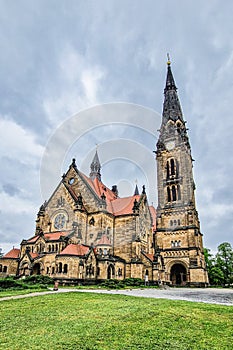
{"left": 0, "top": 61, "right": 209, "bottom": 286}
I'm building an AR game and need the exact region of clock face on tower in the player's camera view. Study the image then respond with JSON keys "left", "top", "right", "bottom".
{"left": 165, "top": 140, "right": 175, "bottom": 151}
{"left": 54, "top": 214, "right": 66, "bottom": 230}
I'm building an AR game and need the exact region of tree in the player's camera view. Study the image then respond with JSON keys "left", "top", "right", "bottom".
{"left": 204, "top": 248, "right": 222, "bottom": 285}
{"left": 216, "top": 242, "right": 233, "bottom": 286}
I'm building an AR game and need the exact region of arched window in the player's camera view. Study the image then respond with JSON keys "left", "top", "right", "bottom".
{"left": 52, "top": 244, "right": 54, "bottom": 252}
{"left": 167, "top": 158, "right": 179, "bottom": 178}
{"left": 170, "top": 159, "right": 175, "bottom": 175}
{"left": 178, "top": 219, "right": 181, "bottom": 226}
{"left": 166, "top": 161, "right": 170, "bottom": 179}
{"left": 0, "top": 264, "right": 2, "bottom": 272}
{"left": 55, "top": 244, "right": 58, "bottom": 252}
{"left": 176, "top": 160, "right": 179, "bottom": 177}
{"left": 167, "top": 187, "right": 171, "bottom": 202}
{"left": 3, "top": 266, "right": 7, "bottom": 273}
{"left": 52, "top": 266, "right": 55, "bottom": 274}
{"left": 63, "top": 264, "right": 68, "bottom": 274}
{"left": 172, "top": 185, "right": 177, "bottom": 201}
{"left": 58, "top": 262, "right": 62, "bottom": 273}
{"left": 177, "top": 122, "right": 181, "bottom": 133}
{"left": 170, "top": 220, "right": 173, "bottom": 226}
{"left": 48, "top": 245, "right": 51, "bottom": 252}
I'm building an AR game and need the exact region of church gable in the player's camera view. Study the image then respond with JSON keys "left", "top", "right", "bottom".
{"left": 62, "top": 159, "right": 107, "bottom": 213}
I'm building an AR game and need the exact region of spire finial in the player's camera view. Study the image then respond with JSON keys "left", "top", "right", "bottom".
{"left": 167, "top": 53, "right": 171, "bottom": 66}
{"left": 90, "top": 149, "right": 101, "bottom": 181}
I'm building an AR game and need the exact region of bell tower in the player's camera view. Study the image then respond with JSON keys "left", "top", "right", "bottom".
{"left": 155, "top": 58, "right": 208, "bottom": 286}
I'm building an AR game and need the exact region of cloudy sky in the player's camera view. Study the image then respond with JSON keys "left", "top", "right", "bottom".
{"left": 0, "top": 0, "right": 233, "bottom": 254}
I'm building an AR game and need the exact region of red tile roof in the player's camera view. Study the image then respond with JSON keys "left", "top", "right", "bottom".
{"left": 59, "top": 244, "right": 90, "bottom": 256}
{"left": 109, "top": 195, "right": 141, "bottom": 215}
{"left": 149, "top": 206, "right": 156, "bottom": 230}
{"left": 3, "top": 248, "right": 20, "bottom": 259}
{"left": 144, "top": 253, "right": 154, "bottom": 262}
{"left": 70, "top": 170, "right": 141, "bottom": 216}
{"left": 29, "top": 252, "right": 39, "bottom": 260}
{"left": 96, "top": 235, "right": 112, "bottom": 246}
{"left": 26, "top": 231, "right": 70, "bottom": 243}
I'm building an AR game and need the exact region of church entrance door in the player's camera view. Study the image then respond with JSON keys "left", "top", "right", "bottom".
{"left": 170, "top": 264, "right": 187, "bottom": 285}
{"left": 32, "top": 263, "right": 41, "bottom": 275}
{"left": 107, "top": 264, "right": 115, "bottom": 279}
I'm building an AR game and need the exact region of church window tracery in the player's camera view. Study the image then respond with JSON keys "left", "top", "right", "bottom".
{"left": 167, "top": 184, "right": 182, "bottom": 202}
{"left": 167, "top": 187, "right": 171, "bottom": 202}
{"left": 172, "top": 185, "right": 177, "bottom": 201}
{"left": 166, "top": 158, "right": 179, "bottom": 178}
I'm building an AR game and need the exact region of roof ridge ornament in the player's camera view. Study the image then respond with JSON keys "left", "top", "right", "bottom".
{"left": 167, "top": 53, "right": 171, "bottom": 66}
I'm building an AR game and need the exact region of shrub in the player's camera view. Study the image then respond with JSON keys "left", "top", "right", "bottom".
{"left": 0, "top": 277, "right": 28, "bottom": 290}
{"left": 24, "top": 275, "right": 54, "bottom": 285}
{"left": 123, "top": 278, "right": 144, "bottom": 286}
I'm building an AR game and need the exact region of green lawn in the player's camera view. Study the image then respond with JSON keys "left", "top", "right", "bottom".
{"left": 0, "top": 292, "right": 232, "bottom": 349}
{"left": 0, "top": 288, "right": 49, "bottom": 298}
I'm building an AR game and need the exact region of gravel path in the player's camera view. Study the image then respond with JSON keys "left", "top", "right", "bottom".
{"left": 1, "top": 287, "right": 233, "bottom": 305}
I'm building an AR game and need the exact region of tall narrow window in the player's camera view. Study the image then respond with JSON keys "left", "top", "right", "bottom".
{"left": 170, "top": 159, "right": 175, "bottom": 175}
{"left": 58, "top": 262, "right": 62, "bottom": 273}
{"left": 176, "top": 160, "right": 179, "bottom": 177}
{"left": 167, "top": 187, "right": 171, "bottom": 202}
{"left": 172, "top": 185, "right": 177, "bottom": 201}
{"left": 63, "top": 264, "right": 68, "bottom": 274}
{"left": 166, "top": 161, "right": 170, "bottom": 179}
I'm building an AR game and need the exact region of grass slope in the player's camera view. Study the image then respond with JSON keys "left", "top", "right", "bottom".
{"left": 0, "top": 292, "right": 232, "bottom": 349}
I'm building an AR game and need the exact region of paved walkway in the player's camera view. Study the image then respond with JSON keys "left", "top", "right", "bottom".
{"left": 1, "top": 287, "right": 233, "bottom": 305}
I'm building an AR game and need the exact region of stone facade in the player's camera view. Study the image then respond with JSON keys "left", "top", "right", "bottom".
{"left": 154, "top": 60, "right": 208, "bottom": 286}
{"left": 0, "top": 62, "right": 208, "bottom": 286}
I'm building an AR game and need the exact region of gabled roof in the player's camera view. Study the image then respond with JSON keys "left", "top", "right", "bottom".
{"left": 149, "top": 206, "right": 156, "bottom": 230}
{"left": 142, "top": 252, "right": 155, "bottom": 262}
{"left": 29, "top": 252, "right": 39, "bottom": 260}
{"left": 109, "top": 195, "right": 141, "bottom": 216}
{"left": 3, "top": 248, "right": 20, "bottom": 259}
{"left": 26, "top": 231, "right": 70, "bottom": 243}
{"left": 96, "top": 235, "right": 112, "bottom": 246}
{"left": 59, "top": 244, "right": 90, "bottom": 256}
{"left": 68, "top": 167, "right": 141, "bottom": 216}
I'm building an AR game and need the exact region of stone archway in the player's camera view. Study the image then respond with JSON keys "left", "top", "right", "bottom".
{"left": 20, "top": 262, "right": 31, "bottom": 276}
{"left": 32, "top": 263, "right": 41, "bottom": 275}
{"left": 107, "top": 264, "right": 115, "bottom": 279}
{"left": 170, "top": 263, "right": 187, "bottom": 285}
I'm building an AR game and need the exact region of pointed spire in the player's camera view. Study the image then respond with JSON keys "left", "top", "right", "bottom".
{"left": 134, "top": 184, "right": 139, "bottom": 195}
{"left": 89, "top": 150, "right": 101, "bottom": 181}
{"left": 164, "top": 59, "right": 177, "bottom": 92}
{"left": 162, "top": 56, "right": 184, "bottom": 124}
